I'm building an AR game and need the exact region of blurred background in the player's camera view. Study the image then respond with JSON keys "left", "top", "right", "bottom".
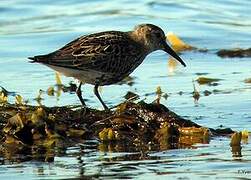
{"left": 0, "top": 0, "right": 251, "bottom": 179}
{"left": 1, "top": 0, "right": 250, "bottom": 126}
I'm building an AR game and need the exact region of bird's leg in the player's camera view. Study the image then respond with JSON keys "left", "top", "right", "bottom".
{"left": 76, "top": 82, "right": 86, "bottom": 106}
{"left": 76, "top": 82, "right": 88, "bottom": 117}
{"left": 94, "top": 85, "right": 109, "bottom": 111}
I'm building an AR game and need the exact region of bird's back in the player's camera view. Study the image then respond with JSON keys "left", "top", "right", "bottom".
{"left": 29, "top": 30, "right": 146, "bottom": 85}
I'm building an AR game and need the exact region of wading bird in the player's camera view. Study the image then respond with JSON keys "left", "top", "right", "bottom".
{"left": 29, "top": 24, "right": 186, "bottom": 110}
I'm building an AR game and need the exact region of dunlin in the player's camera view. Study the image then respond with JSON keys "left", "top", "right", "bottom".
{"left": 29, "top": 24, "right": 186, "bottom": 110}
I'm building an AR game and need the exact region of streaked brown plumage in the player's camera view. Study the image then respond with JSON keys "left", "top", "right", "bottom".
{"left": 29, "top": 24, "right": 186, "bottom": 110}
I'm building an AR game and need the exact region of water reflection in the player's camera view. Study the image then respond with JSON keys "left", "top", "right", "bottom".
{"left": 0, "top": 130, "right": 211, "bottom": 164}
{"left": 1, "top": 0, "right": 251, "bottom": 179}
{"left": 0, "top": 136, "right": 250, "bottom": 179}
{"left": 231, "top": 145, "right": 242, "bottom": 158}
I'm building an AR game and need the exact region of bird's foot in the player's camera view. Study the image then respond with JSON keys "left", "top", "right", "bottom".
{"left": 102, "top": 105, "right": 111, "bottom": 113}
{"left": 79, "top": 105, "right": 89, "bottom": 118}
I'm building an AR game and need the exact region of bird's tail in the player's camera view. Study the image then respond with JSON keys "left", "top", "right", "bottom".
{"left": 28, "top": 54, "right": 52, "bottom": 63}
{"left": 28, "top": 56, "right": 36, "bottom": 63}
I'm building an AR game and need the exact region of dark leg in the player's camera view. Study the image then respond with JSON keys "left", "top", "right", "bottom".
{"left": 76, "top": 82, "right": 86, "bottom": 106}
{"left": 94, "top": 85, "right": 108, "bottom": 110}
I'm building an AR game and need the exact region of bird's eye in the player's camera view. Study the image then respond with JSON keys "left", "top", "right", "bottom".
{"left": 155, "top": 32, "right": 162, "bottom": 38}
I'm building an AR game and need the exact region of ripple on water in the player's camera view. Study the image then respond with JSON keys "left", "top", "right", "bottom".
{"left": 1, "top": 0, "right": 251, "bottom": 179}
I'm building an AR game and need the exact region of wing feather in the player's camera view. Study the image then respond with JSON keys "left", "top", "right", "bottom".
{"left": 44, "top": 31, "right": 143, "bottom": 74}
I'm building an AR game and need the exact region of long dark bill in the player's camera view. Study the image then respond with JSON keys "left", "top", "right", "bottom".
{"left": 163, "top": 42, "right": 186, "bottom": 67}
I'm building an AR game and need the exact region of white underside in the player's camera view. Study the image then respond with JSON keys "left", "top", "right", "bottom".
{"left": 46, "top": 64, "right": 109, "bottom": 85}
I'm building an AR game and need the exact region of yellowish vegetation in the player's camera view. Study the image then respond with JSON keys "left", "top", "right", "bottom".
{"left": 241, "top": 130, "right": 249, "bottom": 139}
{"left": 67, "top": 128, "right": 85, "bottom": 138}
{"left": 244, "top": 78, "right": 251, "bottom": 83}
{"left": 47, "top": 86, "right": 55, "bottom": 96}
{"left": 166, "top": 32, "right": 194, "bottom": 52}
{"left": 31, "top": 107, "right": 47, "bottom": 124}
{"left": 179, "top": 127, "right": 209, "bottom": 137}
{"left": 116, "top": 102, "right": 128, "bottom": 114}
{"left": 34, "top": 90, "right": 43, "bottom": 105}
{"left": 0, "top": 91, "right": 8, "bottom": 104}
{"left": 230, "top": 132, "right": 242, "bottom": 146}
{"left": 241, "top": 130, "right": 249, "bottom": 144}
{"left": 196, "top": 77, "right": 221, "bottom": 85}
{"left": 3, "top": 113, "right": 26, "bottom": 134}
{"left": 15, "top": 95, "right": 24, "bottom": 105}
{"left": 156, "top": 86, "right": 162, "bottom": 96}
{"left": 99, "top": 128, "right": 118, "bottom": 141}
{"left": 192, "top": 80, "right": 200, "bottom": 102}
{"left": 55, "top": 72, "right": 62, "bottom": 85}
{"left": 168, "top": 57, "right": 178, "bottom": 75}
{"left": 155, "top": 86, "right": 163, "bottom": 104}
{"left": 154, "top": 122, "right": 182, "bottom": 150}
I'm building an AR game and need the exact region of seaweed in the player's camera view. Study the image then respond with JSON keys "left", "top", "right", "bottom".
{"left": 0, "top": 96, "right": 236, "bottom": 152}
{"left": 217, "top": 48, "right": 251, "bottom": 58}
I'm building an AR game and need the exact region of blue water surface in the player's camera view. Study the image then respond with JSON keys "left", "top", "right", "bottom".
{"left": 0, "top": 0, "right": 251, "bottom": 179}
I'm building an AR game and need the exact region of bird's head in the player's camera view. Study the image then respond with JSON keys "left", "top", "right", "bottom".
{"left": 133, "top": 24, "right": 186, "bottom": 67}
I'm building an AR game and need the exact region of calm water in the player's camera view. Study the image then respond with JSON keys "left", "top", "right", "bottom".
{"left": 1, "top": 0, "right": 251, "bottom": 179}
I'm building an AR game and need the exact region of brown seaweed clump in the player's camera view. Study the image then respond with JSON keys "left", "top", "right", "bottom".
{"left": 217, "top": 48, "right": 251, "bottom": 58}
{"left": 0, "top": 76, "right": 240, "bottom": 157}
{"left": 0, "top": 96, "right": 236, "bottom": 154}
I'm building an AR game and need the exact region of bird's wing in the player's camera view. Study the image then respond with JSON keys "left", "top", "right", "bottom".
{"left": 38, "top": 31, "right": 142, "bottom": 74}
